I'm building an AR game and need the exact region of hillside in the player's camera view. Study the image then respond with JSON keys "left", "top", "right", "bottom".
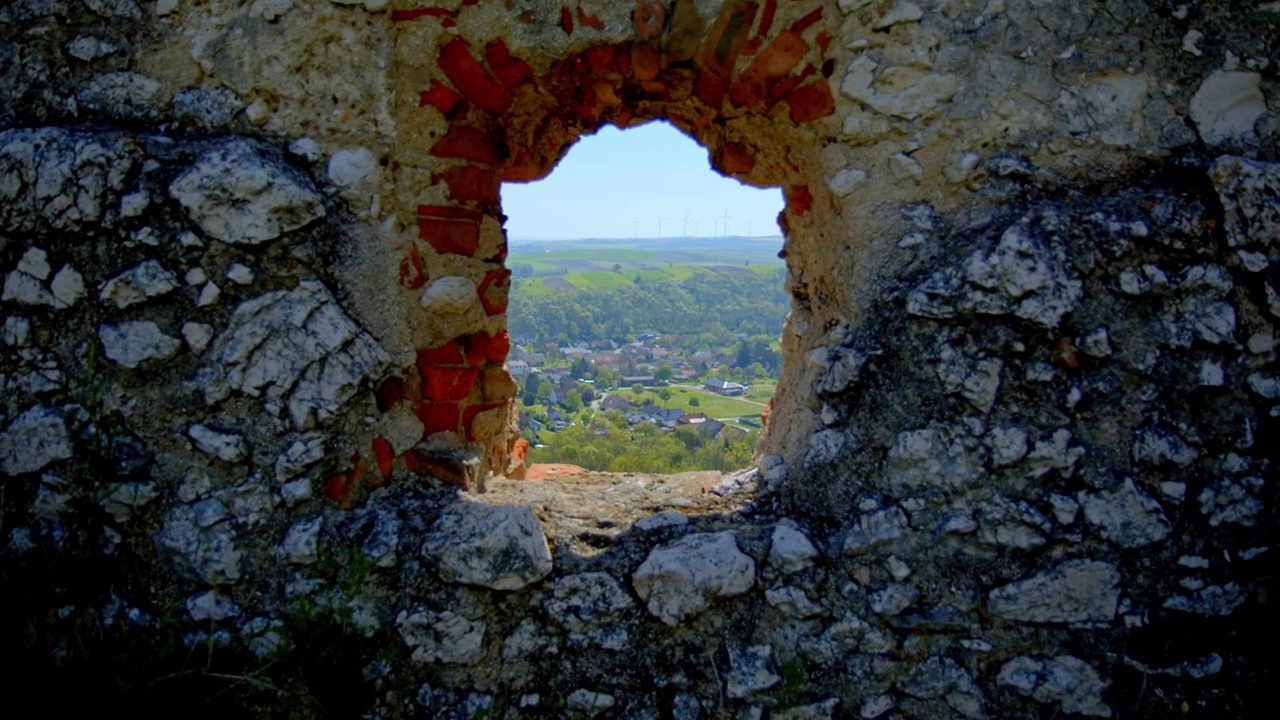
{"left": 507, "top": 237, "right": 790, "bottom": 343}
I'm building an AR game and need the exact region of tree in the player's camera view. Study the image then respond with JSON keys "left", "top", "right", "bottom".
{"left": 653, "top": 359, "right": 674, "bottom": 383}
{"left": 563, "top": 389, "right": 583, "bottom": 413}
{"left": 631, "top": 383, "right": 645, "bottom": 398}
{"left": 689, "top": 397, "right": 700, "bottom": 407}
{"left": 659, "top": 388, "right": 673, "bottom": 403}
{"left": 612, "top": 263, "right": 622, "bottom": 272}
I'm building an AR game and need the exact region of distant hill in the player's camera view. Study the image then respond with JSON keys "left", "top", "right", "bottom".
{"left": 507, "top": 237, "right": 789, "bottom": 343}
{"left": 507, "top": 235, "right": 785, "bottom": 284}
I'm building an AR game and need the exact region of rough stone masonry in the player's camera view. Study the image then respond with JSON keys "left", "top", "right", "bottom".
{"left": 0, "top": 1, "right": 1276, "bottom": 717}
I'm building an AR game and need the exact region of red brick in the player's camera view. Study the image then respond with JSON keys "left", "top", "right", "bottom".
{"left": 438, "top": 38, "right": 512, "bottom": 115}
{"left": 694, "top": 1, "right": 757, "bottom": 109}
{"left": 429, "top": 125, "right": 505, "bottom": 166}
{"left": 417, "top": 342, "right": 463, "bottom": 368}
{"left": 485, "top": 40, "right": 536, "bottom": 90}
{"left": 402, "top": 450, "right": 470, "bottom": 489}
{"left": 422, "top": 366, "right": 480, "bottom": 403}
{"left": 757, "top": 0, "right": 778, "bottom": 37}
{"left": 372, "top": 437, "right": 394, "bottom": 479}
{"left": 790, "top": 6, "right": 823, "bottom": 33}
{"left": 436, "top": 165, "right": 500, "bottom": 204}
{"left": 717, "top": 142, "right": 756, "bottom": 174}
{"left": 586, "top": 44, "right": 619, "bottom": 74}
{"left": 418, "top": 204, "right": 484, "bottom": 222}
{"left": 617, "top": 42, "right": 633, "bottom": 76}
{"left": 463, "top": 402, "right": 505, "bottom": 441}
{"left": 459, "top": 332, "right": 491, "bottom": 366}
{"left": 376, "top": 376, "right": 407, "bottom": 412}
{"left": 325, "top": 472, "right": 354, "bottom": 502}
{"left": 729, "top": 30, "right": 810, "bottom": 108}
{"left": 420, "top": 80, "right": 466, "bottom": 117}
{"left": 578, "top": 7, "right": 604, "bottom": 31}
{"left": 787, "top": 185, "right": 813, "bottom": 215}
{"left": 399, "top": 242, "right": 426, "bottom": 289}
{"left": 787, "top": 79, "right": 835, "bottom": 123}
{"left": 417, "top": 216, "right": 481, "bottom": 256}
{"left": 415, "top": 402, "right": 461, "bottom": 436}
{"left": 633, "top": 1, "right": 666, "bottom": 41}
{"left": 816, "top": 31, "right": 832, "bottom": 54}
{"left": 560, "top": 5, "right": 574, "bottom": 34}
{"left": 630, "top": 43, "right": 661, "bottom": 82}
{"left": 486, "top": 330, "right": 511, "bottom": 363}
{"left": 477, "top": 269, "right": 511, "bottom": 315}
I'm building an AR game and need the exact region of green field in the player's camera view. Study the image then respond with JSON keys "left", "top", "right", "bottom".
{"left": 508, "top": 235, "right": 785, "bottom": 288}
{"left": 617, "top": 385, "right": 770, "bottom": 420}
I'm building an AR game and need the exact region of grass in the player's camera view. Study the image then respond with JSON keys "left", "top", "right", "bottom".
{"left": 621, "top": 385, "right": 769, "bottom": 419}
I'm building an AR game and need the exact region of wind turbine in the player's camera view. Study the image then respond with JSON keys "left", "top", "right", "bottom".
{"left": 681, "top": 213, "right": 691, "bottom": 237}
{"left": 692, "top": 220, "right": 699, "bottom": 237}
{"left": 718, "top": 207, "right": 732, "bottom": 237}
{"left": 655, "top": 213, "right": 668, "bottom": 238}
{"left": 633, "top": 215, "right": 640, "bottom": 239}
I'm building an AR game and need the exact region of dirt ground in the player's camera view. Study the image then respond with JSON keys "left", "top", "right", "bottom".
{"left": 478, "top": 465, "right": 758, "bottom": 555}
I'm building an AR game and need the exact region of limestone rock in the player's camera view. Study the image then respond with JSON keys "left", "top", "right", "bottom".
{"left": 198, "top": 280, "right": 389, "bottom": 430}
{"left": 187, "top": 424, "right": 247, "bottom": 463}
{"left": 173, "top": 86, "right": 243, "bottom": 131}
{"left": 186, "top": 591, "right": 241, "bottom": 622}
{"left": 0, "top": 127, "right": 139, "bottom": 235}
{"left": 726, "top": 644, "right": 780, "bottom": 699}
{"left": 997, "top": 655, "right": 1112, "bottom": 717}
{"left": 566, "top": 689, "right": 615, "bottom": 714}
{"left": 169, "top": 141, "right": 325, "bottom": 245}
{"left": 50, "top": 265, "right": 85, "bottom": 308}
{"left": 768, "top": 522, "right": 820, "bottom": 573}
{"left": 632, "top": 531, "right": 756, "bottom": 625}
{"left": 155, "top": 504, "right": 243, "bottom": 585}
{"left": 543, "top": 572, "right": 635, "bottom": 647}
{"left": 76, "top": 72, "right": 168, "bottom": 122}
{"left": 885, "top": 426, "right": 983, "bottom": 496}
{"left": 868, "top": 583, "right": 919, "bottom": 616}
{"left": 99, "top": 321, "right": 181, "bottom": 368}
{"left": 99, "top": 259, "right": 179, "bottom": 308}
{"left": 898, "top": 656, "right": 987, "bottom": 718}
{"left": 908, "top": 208, "right": 1082, "bottom": 329}
{"left": 843, "top": 506, "right": 910, "bottom": 555}
{"left": 278, "top": 516, "right": 322, "bottom": 564}
{"left": 988, "top": 560, "right": 1120, "bottom": 623}
{"left": 1190, "top": 71, "right": 1266, "bottom": 145}
{"left": 423, "top": 502, "right": 552, "bottom": 591}
{"left": 396, "top": 609, "right": 486, "bottom": 665}
{"left": 0, "top": 404, "right": 72, "bottom": 475}
{"left": 1211, "top": 156, "right": 1280, "bottom": 248}
{"left": 1079, "top": 479, "right": 1171, "bottom": 548}
{"left": 1198, "top": 479, "right": 1263, "bottom": 527}
{"left": 1162, "top": 583, "right": 1245, "bottom": 617}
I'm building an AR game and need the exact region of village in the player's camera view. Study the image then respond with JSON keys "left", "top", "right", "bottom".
{"left": 507, "top": 332, "right": 775, "bottom": 443}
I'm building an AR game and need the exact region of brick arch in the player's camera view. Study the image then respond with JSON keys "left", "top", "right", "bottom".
{"left": 373, "top": 1, "right": 838, "bottom": 492}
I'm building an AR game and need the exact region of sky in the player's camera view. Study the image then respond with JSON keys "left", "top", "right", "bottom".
{"left": 500, "top": 120, "right": 784, "bottom": 241}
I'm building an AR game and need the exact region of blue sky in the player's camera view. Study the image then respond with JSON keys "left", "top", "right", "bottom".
{"left": 501, "top": 120, "right": 784, "bottom": 241}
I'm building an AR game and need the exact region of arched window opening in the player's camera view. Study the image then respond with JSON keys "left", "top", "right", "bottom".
{"left": 501, "top": 120, "right": 787, "bottom": 476}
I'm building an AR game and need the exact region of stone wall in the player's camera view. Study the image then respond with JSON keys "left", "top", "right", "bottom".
{"left": 0, "top": 1, "right": 1276, "bottom": 717}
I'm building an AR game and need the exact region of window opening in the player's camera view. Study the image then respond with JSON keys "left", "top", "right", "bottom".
{"left": 502, "top": 121, "right": 787, "bottom": 476}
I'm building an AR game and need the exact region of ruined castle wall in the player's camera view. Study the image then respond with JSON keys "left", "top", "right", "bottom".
{"left": 1, "top": 1, "right": 1277, "bottom": 717}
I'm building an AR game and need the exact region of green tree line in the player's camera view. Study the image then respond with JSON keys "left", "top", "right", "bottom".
{"left": 531, "top": 420, "right": 756, "bottom": 474}
{"left": 508, "top": 268, "right": 789, "bottom": 343}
